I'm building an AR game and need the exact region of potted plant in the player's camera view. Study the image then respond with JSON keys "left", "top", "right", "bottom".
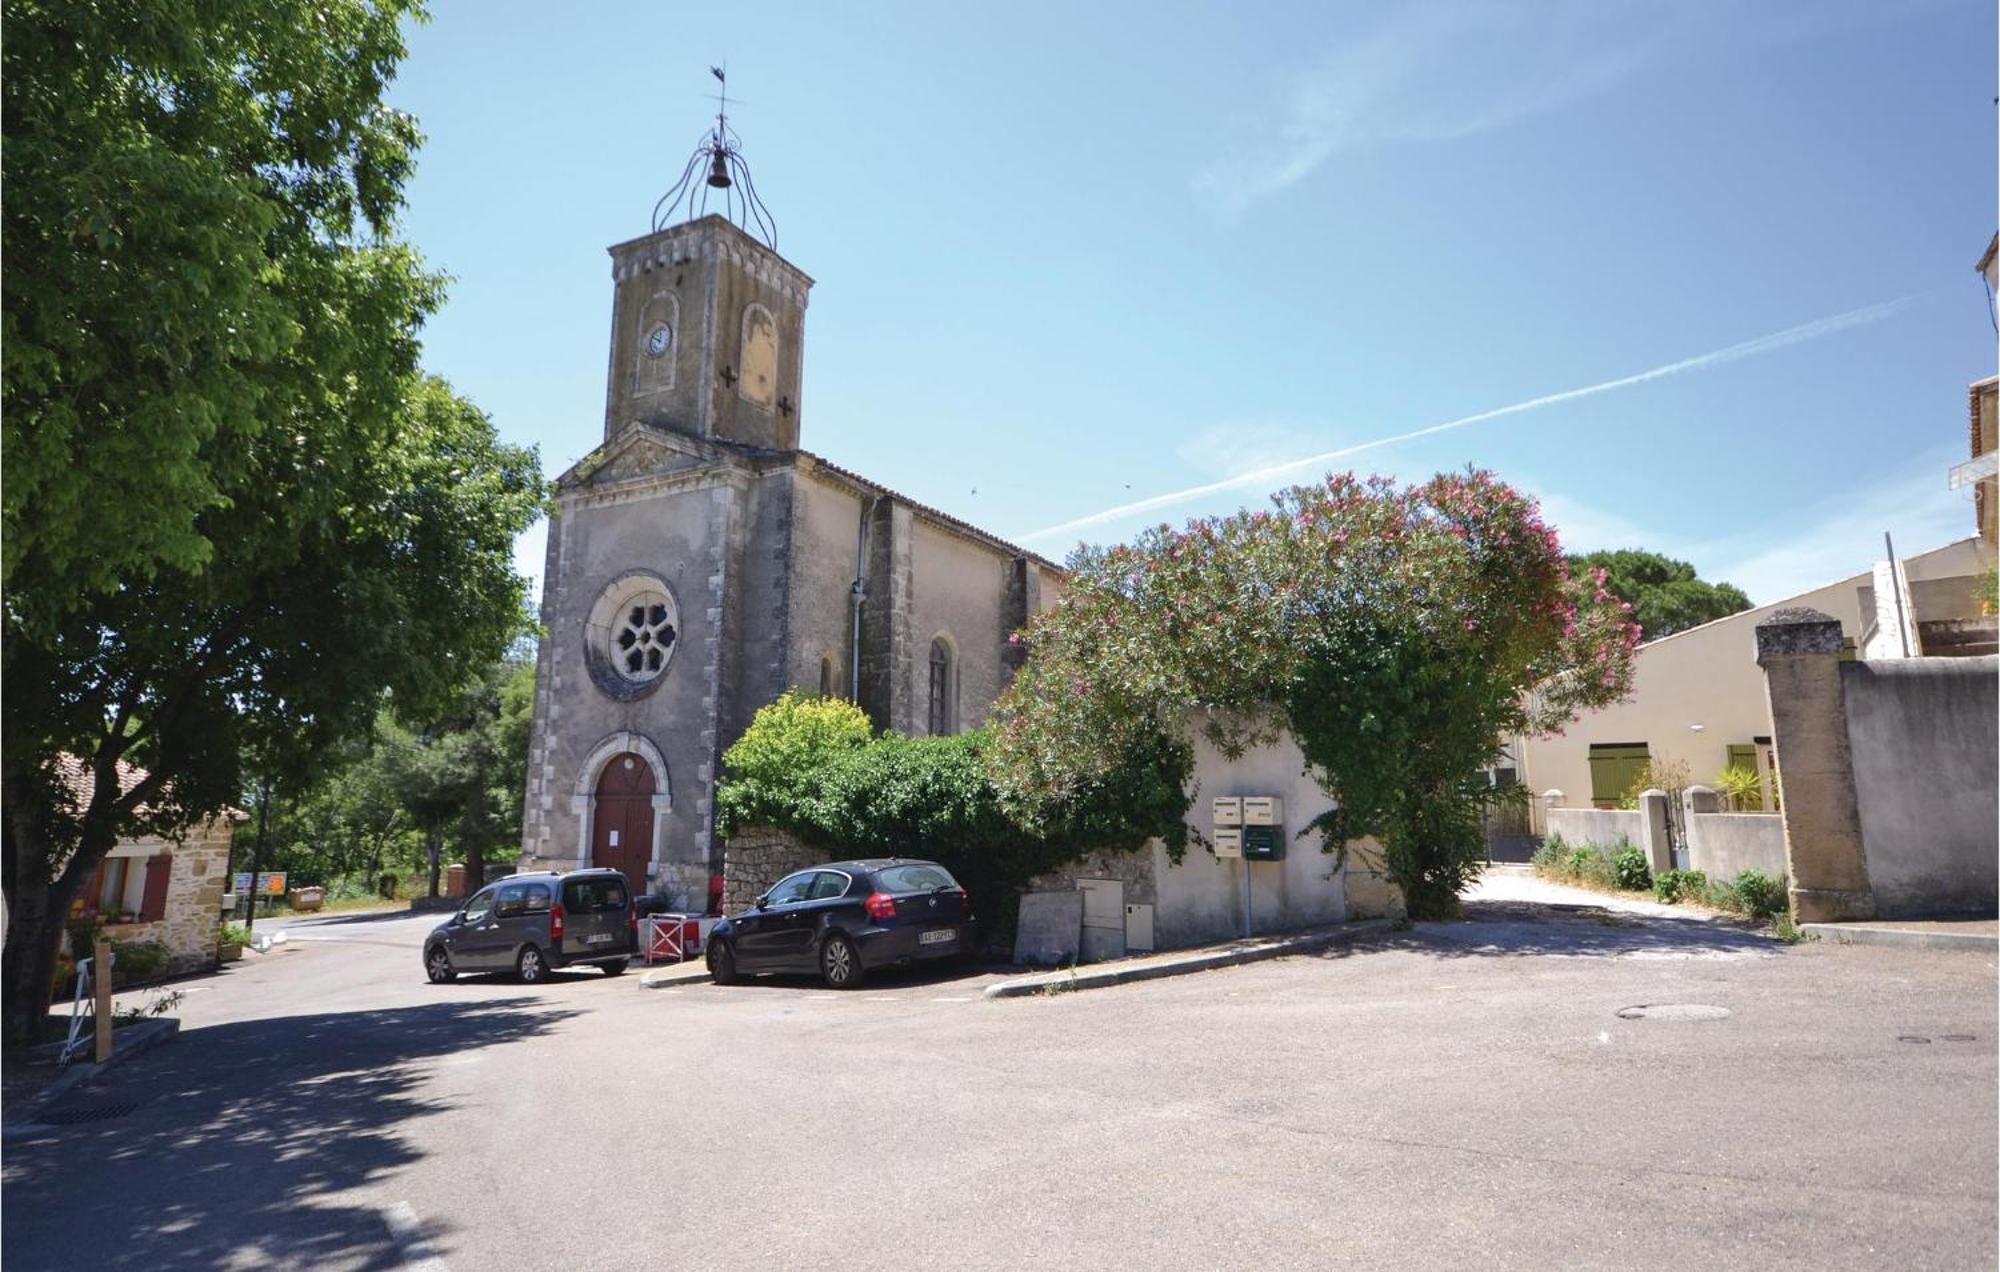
{"left": 218, "top": 922, "right": 252, "bottom": 963}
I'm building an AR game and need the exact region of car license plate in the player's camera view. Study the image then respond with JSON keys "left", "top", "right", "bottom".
{"left": 919, "top": 928, "right": 955, "bottom": 946}
{"left": 586, "top": 933, "right": 612, "bottom": 944}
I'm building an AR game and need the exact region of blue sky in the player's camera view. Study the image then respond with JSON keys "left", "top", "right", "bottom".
{"left": 390, "top": 0, "right": 1996, "bottom": 605}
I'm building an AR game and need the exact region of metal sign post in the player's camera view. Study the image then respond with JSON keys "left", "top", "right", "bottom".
{"left": 1241, "top": 857, "right": 1252, "bottom": 938}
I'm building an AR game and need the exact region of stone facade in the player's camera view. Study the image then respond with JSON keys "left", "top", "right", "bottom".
{"left": 96, "top": 818, "right": 234, "bottom": 977}
{"left": 718, "top": 825, "right": 828, "bottom": 916}
{"left": 519, "top": 214, "right": 1061, "bottom": 899}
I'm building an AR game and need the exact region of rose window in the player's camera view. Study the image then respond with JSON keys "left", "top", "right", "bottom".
{"left": 614, "top": 594, "right": 676, "bottom": 680}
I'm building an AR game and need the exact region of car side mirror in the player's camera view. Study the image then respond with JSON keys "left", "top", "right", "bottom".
{"left": 755, "top": 896, "right": 771, "bottom": 910}
{"left": 451, "top": 911, "right": 465, "bottom": 926}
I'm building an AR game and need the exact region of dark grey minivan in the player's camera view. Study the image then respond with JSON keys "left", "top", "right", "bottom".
{"left": 423, "top": 868, "right": 636, "bottom": 984}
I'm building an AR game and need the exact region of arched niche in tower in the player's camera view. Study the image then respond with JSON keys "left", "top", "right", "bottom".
{"left": 739, "top": 302, "right": 778, "bottom": 410}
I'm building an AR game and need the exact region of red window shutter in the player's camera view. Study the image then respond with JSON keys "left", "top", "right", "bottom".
{"left": 138, "top": 853, "right": 173, "bottom": 922}
{"left": 77, "top": 860, "right": 107, "bottom": 916}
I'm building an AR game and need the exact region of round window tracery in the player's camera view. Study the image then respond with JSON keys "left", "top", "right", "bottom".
{"left": 585, "top": 573, "right": 681, "bottom": 700}
{"left": 614, "top": 593, "right": 677, "bottom": 680}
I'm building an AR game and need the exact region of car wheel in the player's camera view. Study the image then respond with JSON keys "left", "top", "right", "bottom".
{"left": 820, "top": 933, "right": 863, "bottom": 989}
{"left": 707, "top": 939, "right": 739, "bottom": 986}
{"left": 425, "top": 946, "right": 456, "bottom": 984}
{"left": 516, "top": 945, "right": 546, "bottom": 984}
{"left": 599, "top": 958, "right": 628, "bottom": 977}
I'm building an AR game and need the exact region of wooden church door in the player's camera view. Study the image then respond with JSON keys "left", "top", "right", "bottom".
{"left": 592, "top": 754, "right": 655, "bottom": 896}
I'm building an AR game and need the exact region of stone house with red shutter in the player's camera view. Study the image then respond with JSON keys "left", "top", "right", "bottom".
{"left": 66, "top": 759, "right": 242, "bottom": 975}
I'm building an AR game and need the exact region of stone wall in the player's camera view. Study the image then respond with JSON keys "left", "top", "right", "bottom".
{"left": 1544, "top": 808, "right": 1647, "bottom": 853}
{"left": 1684, "top": 812, "right": 1788, "bottom": 882}
{"left": 1757, "top": 607, "right": 1997, "bottom": 921}
{"left": 1842, "top": 655, "right": 1999, "bottom": 917}
{"left": 720, "top": 825, "right": 826, "bottom": 916}
{"left": 1027, "top": 846, "right": 1158, "bottom": 905}
{"left": 101, "top": 819, "right": 233, "bottom": 977}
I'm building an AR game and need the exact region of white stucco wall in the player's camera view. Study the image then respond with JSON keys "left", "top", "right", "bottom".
{"left": 1522, "top": 538, "right": 1992, "bottom": 827}
{"left": 1148, "top": 725, "right": 1399, "bottom": 949}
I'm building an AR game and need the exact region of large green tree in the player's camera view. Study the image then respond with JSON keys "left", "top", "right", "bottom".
{"left": 1568, "top": 549, "right": 1750, "bottom": 641}
{"left": 990, "top": 471, "right": 1641, "bottom": 919}
{"left": 0, "top": 0, "right": 544, "bottom": 1035}
{"left": 260, "top": 653, "right": 535, "bottom": 898}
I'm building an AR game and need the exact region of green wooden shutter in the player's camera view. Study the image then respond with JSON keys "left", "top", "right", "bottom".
{"left": 1725, "top": 743, "right": 1761, "bottom": 810}
{"left": 1587, "top": 744, "right": 1650, "bottom": 808}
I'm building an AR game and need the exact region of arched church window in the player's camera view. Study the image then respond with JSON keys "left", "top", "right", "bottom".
{"left": 928, "top": 637, "right": 955, "bottom": 736}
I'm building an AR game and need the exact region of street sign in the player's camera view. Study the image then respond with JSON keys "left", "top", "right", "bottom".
{"left": 233, "top": 872, "right": 288, "bottom": 897}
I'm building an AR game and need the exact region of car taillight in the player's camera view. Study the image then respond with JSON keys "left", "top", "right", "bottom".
{"left": 957, "top": 888, "right": 973, "bottom": 918}
{"left": 550, "top": 902, "right": 565, "bottom": 940}
{"left": 628, "top": 905, "right": 638, "bottom": 933}
{"left": 865, "top": 892, "right": 897, "bottom": 921}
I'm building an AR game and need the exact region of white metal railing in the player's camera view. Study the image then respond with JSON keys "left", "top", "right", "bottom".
{"left": 1948, "top": 449, "right": 1998, "bottom": 490}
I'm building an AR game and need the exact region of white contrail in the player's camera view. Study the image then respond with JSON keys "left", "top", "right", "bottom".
{"left": 1018, "top": 295, "right": 1918, "bottom": 544}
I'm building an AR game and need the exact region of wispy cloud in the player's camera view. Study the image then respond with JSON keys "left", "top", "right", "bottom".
{"left": 1196, "top": 2, "right": 1662, "bottom": 211}
{"left": 1196, "top": 0, "right": 1940, "bottom": 213}
{"left": 1017, "top": 295, "right": 1919, "bottom": 546}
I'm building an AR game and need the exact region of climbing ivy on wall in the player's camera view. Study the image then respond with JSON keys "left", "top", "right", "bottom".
{"left": 987, "top": 470, "right": 1642, "bottom": 920}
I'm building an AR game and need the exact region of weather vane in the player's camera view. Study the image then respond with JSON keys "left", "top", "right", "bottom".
{"left": 652, "top": 65, "right": 777, "bottom": 248}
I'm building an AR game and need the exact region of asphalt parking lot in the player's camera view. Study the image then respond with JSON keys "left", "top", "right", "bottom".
{"left": 4, "top": 898, "right": 1994, "bottom": 1271}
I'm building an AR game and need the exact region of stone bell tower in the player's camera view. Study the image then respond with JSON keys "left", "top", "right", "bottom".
{"left": 601, "top": 76, "right": 811, "bottom": 451}
{"left": 602, "top": 217, "right": 811, "bottom": 450}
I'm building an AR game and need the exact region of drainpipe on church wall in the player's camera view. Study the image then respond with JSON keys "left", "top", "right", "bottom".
{"left": 851, "top": 496, "right": 879, "bottom": 702}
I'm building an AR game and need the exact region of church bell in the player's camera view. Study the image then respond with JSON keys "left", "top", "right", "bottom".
{"left": 706, "top": 150, "right": 732, "bottom": 189}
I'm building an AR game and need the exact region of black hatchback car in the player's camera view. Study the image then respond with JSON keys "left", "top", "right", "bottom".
{"left": 423, "top": 868, "right": 636, "bottom": 984}
{"left": 705, "top": 859, "right": 975, "bottom": 988}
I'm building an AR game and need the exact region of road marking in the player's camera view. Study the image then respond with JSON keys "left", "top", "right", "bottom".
{"left": 381, "top": 1201, "right": 448, "bottom": 1272}
{"left": 930, "top": 996, "right": 973, "bottom": 1003}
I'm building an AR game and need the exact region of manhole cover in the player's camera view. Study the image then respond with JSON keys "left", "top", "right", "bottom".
{"left": 39, "top": 1098, "right": 143, "bottom": 1126}
{"left": 1616, "top": 1004, "right": 1732, "bottom": 1021}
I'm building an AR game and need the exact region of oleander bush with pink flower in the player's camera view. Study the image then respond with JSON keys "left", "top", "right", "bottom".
{"left": 990, "top": 470, "right": 1641, "bottom": 920}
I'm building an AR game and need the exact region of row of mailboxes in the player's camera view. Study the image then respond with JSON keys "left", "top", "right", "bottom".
{"left": 1211, "top": 797, "right": 1286, "bottom": 861}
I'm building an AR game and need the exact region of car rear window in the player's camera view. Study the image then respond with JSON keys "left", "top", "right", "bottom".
{"left": 872, "top": 863, "right": 957, "bottom": 894}
{"left": 563, "top": 877, "right": 628, "bottom": 912}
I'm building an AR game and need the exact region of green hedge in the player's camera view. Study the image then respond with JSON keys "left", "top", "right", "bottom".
{"left": 716, "top": 693, "right": 1190, "bottom": 941}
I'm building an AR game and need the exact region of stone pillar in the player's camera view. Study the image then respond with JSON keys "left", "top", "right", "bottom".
{"left": 1679, "top": 785, "right": 1723, "bottom": 875}
{"left": 1755, "top": 607, "right": 1875, "bottom": 922}
{"left": 1637, "top": 789, "right": 1673, "bottom": 874}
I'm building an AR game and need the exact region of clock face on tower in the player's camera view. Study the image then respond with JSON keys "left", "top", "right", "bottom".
{"left": 644, "top": 323, "right": 673, "bottom": 358}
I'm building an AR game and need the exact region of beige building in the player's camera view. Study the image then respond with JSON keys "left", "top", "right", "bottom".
{"left": 518, "top": 212, "right": 1061, "bottom": 906}
{"left": 1521, "top": 537, "right": 1995, "bottom": 827}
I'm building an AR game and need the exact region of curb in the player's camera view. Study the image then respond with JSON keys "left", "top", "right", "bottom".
{"left": 1800, "top": 923, "right": 1999, "bottom": 953}
{"left": 981, "top": 919, "right": 1395, "bottom": 999}
{"left": 639, "top": 965, "right": 712, "bottom": 989}
{"left": 3, "top": 1016, "right": 180, "bottom": 1141}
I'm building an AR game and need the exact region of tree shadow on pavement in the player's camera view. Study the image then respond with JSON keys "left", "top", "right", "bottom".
{"left": 1354, "top": 900, "right": 1777, "bottom": 961}
{"left": 2, "top": 997, "right": 573, "bottom": 1271}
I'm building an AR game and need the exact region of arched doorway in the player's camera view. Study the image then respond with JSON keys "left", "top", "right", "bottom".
{"left": 592, "top": 753, "right": 655, "bottom": 896}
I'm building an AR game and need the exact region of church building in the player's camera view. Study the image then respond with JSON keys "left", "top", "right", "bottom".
{"left": 516, "top": 134, "right": 1063, "bottom": 906}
